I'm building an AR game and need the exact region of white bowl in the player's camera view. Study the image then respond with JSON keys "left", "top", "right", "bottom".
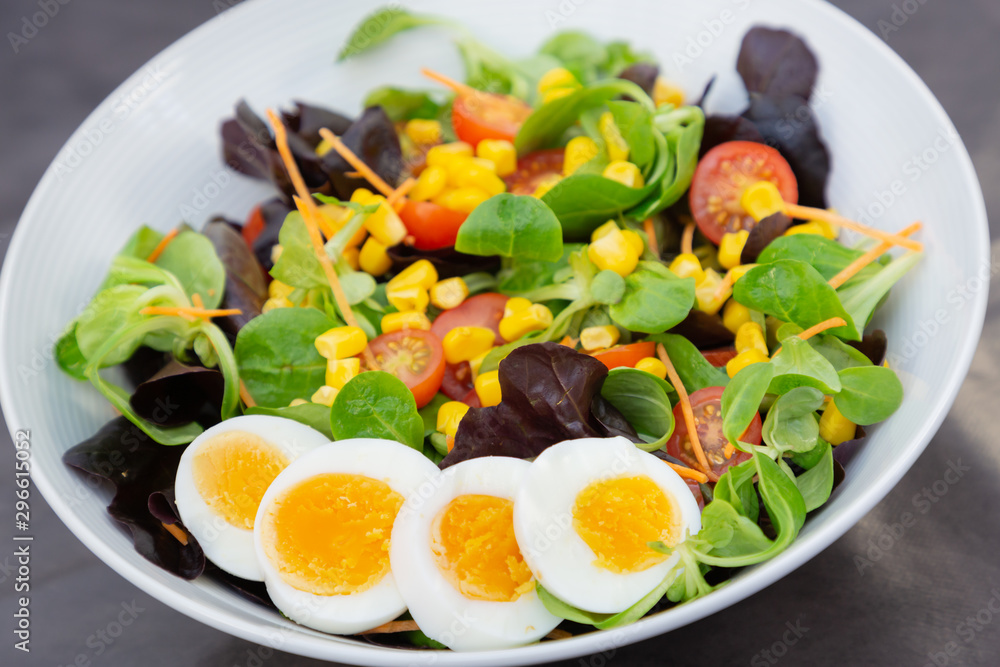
{"left": 0, "top": 0, "right": 988, "bottom": 664}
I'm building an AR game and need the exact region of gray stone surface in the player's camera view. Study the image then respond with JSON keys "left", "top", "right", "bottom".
{"left": 1, "top": 0, "right": 997, "bottom": 665}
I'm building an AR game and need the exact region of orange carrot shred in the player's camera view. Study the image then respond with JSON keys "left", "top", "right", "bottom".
{"left": 360, "top": 620, "right": 419, "bottom": 635}
{"left": 723, "top": 443, "right": 735, "bottom": 460}
{"left": 344, "top": 171, "right": 363, "bottom": 179}
{"left": 713, "top": 269, "right": 738, "bottom": 302}
{"left": 666, "top": 461, "right": 709, "bottom": 484}
{"left": 643, "top": 218, "right": 659, "bottom": 256}
{"left": 239, "top": 380, "right": 257, "bottom": 408}
{"left": 146, "top": 228, "right": 179, "bottom": 263}
{"left": 783, "top": 203, "right": 923, "bottom": 252}
{"left": 827, "top": 221, "right": 922, "bottom": 289}
{"left": 191, "top": 293, "right": 204, "bottom": 309}
{"left": 420, "top": 67, "right": 480, "bottom": 98}
{"left": 387, "top": 177, "right": 416, "bottom": 209}
{"left": 656, "top": 344, "right": 715, "bottom": 481}
{"left": 317, "top": 128, "right": 394, "bottom": 197}
{"left": 681, "top": 222, "right": 695, "bottom": 256}
{"left": 162, "top": 522, "right": 188, "bottom": 546}
{"left": 798, "top": 317, "right": 848, "bottom": 342}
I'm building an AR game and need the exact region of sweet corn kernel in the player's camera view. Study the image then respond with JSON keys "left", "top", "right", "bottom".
{"left": 820, "top": 401, "right": 857, "bottom": 445}
{"left": 319, "top": 204, "right": 367, "bottom": 247}
{"left": 722, "top": 300, "right": 753, "bottom": 334}
{"left": 410, "top": 165, "right": 448, "bottom": 202}
{"left": 432, "top": 186, "right": 491, "bottom": 214}
{"left": 588, "top": 227, "right": 639, "bottom": 277}
{"left": 653, "top": 78, "right": 685, "bottom": 108}
{"left": 591, "top": 220, "right": 620, "bottom": 242}
{"left": 476, "top": 139, "right": 517, "bottom": 177}
{"left": 622, "top": 229, "right": 645, "bottom": 257}
{"left": 430, "top": 277, "right": 469, "bottom": 310}
{"left": 268, "top": 280, "right": 294, "bottom": 300}
{"left": 785, "top": 221, "right": 837, "bottom": 239}
{"left": 388, "top": 259, "right": 438, "bottom": 291}
{"left": 447, "top": 158, "right": 506, "bottom": 196}
{"left": 695, "top": 269, "right": 729, "bottom": 315}
{"left": 726, "top": 349, "right": 770, "bottom": 378}
{"left": 386, "top": 285, "right": 430, "bottom": 313}
{"left": 468, "top": 348, "right": 493, "bottom": 378}
{"left": 289, "top": 398, "right": 309, "bottom": 407}
{"left": 602, "top": 160, "right": 644, "bottom": 189}
{"left": 326, "top": 357, "right": 361, "bottom": 389}
{"left": 499, "top": 304, "right": 553, "bottom": 342}
{"left": 580, "top": 325, "right": 621, "bottom": 351}
{"left": 727, "top": 264, "right": 757, "bottom": 283}
{"left": 262, "top": 296, "right": 293, "bottom": 313}
{"left": 474, "top": 370, "right": 502, "bottom": 407}
{"left": 532, "top": 174, "right": 562, "bottom": 198}
{"left": 311, "top": 385, "right": 339, "bottom": 407}
{"left": 542, "top": 87, "right": 577, "bottom": 104}
{"left": 426, "top": 142, "right": 474, "bottom": 168}
{"left": 359, "top": 237, "right": 393, "bottom": 276}
{"left": 564, "top": 136, "right": 600, "bottom": 176}
{"left": 315, "top": 326, "right": 368, "bottom": 360}
{"left": 315, "top": 138, "right": 334, "bottom": 157}
{"left": 342, "top": 246, "right": 360, "bottom": 271}
{"left": 380, "top": 310, "right": 432, "bottom": 333}
{"left": 503, "top": 297, "right": 533, "bottom": 318}
{"left": 669, "top": 253, "right": 705, "bottom": 282}
{"left": 404, "top": 119, "right": 442, "bottom": 145}
{"left": 538, "top": 67, "right": 579, "bottom": 93}
{"left": 270, "top": 244, "right": 283, "bottom": 265}
{"left": 635, "top": 357, "right": 668, "bottom": 380}
{"left": 436, "top": 401, "right": 471, "bottom": 437}
{"left": 740, "top": 181, "right": 785, "bottom": 222}
{"left": 718, "top": 230, "right": 750, "bottom": 270}
{"left": 351, "top": 188, "right": 408, "bottom": 246}
{"left": 442, "top": 326, "right": 496, "bottom": 364}
{"left": 735, "top": 322, "right": 768, "bottom": 356}
{"left": 599, "top": 111, "right": 630, "bottom": 162}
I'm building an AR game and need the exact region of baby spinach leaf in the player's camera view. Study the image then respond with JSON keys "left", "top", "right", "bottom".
{"left": 540, "top": 173, "right": 658, "bottom": 239}
{"left": 363, "top": 87, "right": 443, "bottom": 122}
{"left": 833, "top": 366, "right": 904, "bottom": 425}
{"left": 116, "top": 225, "right": 165, "bottom": 261}
{"left": 329, "top": 371, "right": 424, "bottom": 450}
{"left": 769, "top": 336, "right": 841, "bottom": 395}
{"left": 245, "top": 404, "right": 334, "bottom": 440}
{"left": 75, "top": 285, "right": 149, "bottom": 366}
{"left": 536, "top": 583, "right": 612, "bottom": 626}
{"left": 337, "top": 7, "right": 449, "bottom": 60}
{"left": 761, "top": 387, "right": 824, "bottom": 454}
{"left": 234, "top": 307, "right": 337, "bottom": 408}
{"left": 713, "top": 459, "right": 759, "bottom": 522}
{"left": 593, "top": 570, "right": 678, "bottom": 630}
{"left": 795, "top": 441, "right": 834, "bottom": 512}
{"left": 630, "top": 106, "right": 705, "bottom": 220}
{"left": 417, "top": 392, "right": 451, "bottom": 439}
{"left": 270, "top": 212, "right": 325, "bottom": 289}
{"left": 498, "top": 243, "right": 582, "bottom": 294}
{"left": 600, "top": 367, "right": 675, "bottom": 450}
{"left": 721, "top": 362, "right": 774, "bottom": 448}
{"left": 55, "top": 322, "right": 88, "bottom": 381}
{"left": 697, "top": 500, "right": 772, "bottom": 559}
{"left": 154, "top": 231, "right": 226, "bottom": 309}
{"left": 454, "top": 194, "right": 563, "bottom": 262}
{"left": 538, "top": 31, "right": 608, "bottom": 83}
{"left": 837, "top": 252, "right": 922, "bottom": 330}
{"left": 808, "top": 334, "right": 872, "bottom": 371}
{"left": 647, "top": 333, "right": 729, "bottom": 393}
{"left": 609, "top": 262, "right": 696, "bottom": 334}
{"left": 734, "top": 259, "right": 859, "bottom": 340}
{"left": 590, "top": 270, "right": 626, "bottom": 305}
{"left": 607, "top": 100, "right": 655, "bottom": 168}
{"left": 745, "top": 450, "right": 806, "bottom": 555}
{"left": 757, "top": 234, "right": 880, "bottom": 284}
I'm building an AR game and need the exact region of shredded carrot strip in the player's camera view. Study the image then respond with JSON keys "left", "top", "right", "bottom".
{"left": 360, "top": 620, "right": 419, "bottom": 635}
{"left": 558, "top": 336, "right": 578, "bottom": 348}
{"left": 140, "top": 306, "right": 241, "bottom": 319}
{"left": 828, "top": 221, "right": 922, "bottom": 289}
{"left": 681, "top": 222, "right": 695, "bottom": 256}
{"left": 546, "top": 629, "right": 573, "bottom": 640}
{"left": 783, "top": 203, "right": 923, "bottom": 252}
{"left": 386, "top": 176, "right": 416, "bottom": 210}
{"left": 798, "top": 317, "right": 847, "bottom": 342}
{"left": 146, "top": 228, "right": 179, "bottom": 263}
{"left": 643, "top": 218, "right": 659, "bottom": 256}
{"left": 723, "top": 443, "right": 735, "bottom": 460}
{"left": 656, "top": 344, "right": 715, "bottom": 480}
{"left": 713, "top": 269, "right": 738, "bottom": 302}
{"left": 239, "top": 380, "right": 257, "bottom": 408}
{"left": 420, "top": 67, "right": 480, "bottom": 98}
{"left": 666, "top": 461, "right": 709, "bottom": 484}
{"left": 344, "top": 170, "right": 363, "bottom": 179}
{"left": 317, "top": 128, "right": 395, "bottom": 197}
{"left": 162, "top": 522, "right": 188, "bottom": 546}
{"left": 191, "top": 293, "right": 204, "bottom": 309}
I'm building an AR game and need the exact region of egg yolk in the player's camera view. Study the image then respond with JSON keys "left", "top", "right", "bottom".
{"left": 431, "top": 494, "right": 533, "bottom": 602}
{"left": 572, "top": 475, "right": 680, "bottom": 574}
{"left": 261, "top": 473, "right": 403, "bottom": 596}
{"left": 191, "top": 430, "right": 289, "bottom": 530}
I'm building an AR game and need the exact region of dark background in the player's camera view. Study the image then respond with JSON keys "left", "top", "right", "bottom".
{"left": 1, "top": 0, "right": 997, "bottom": 665}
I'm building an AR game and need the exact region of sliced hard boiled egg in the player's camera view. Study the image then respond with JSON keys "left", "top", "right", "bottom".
{"left": 174, "top": 415, "right": 329, "bottom": 581}
{"left": 513, "top": 437, "right": 701, "bottom": 615}
{"left": 253, "top": 438, "right": 441, "bottom": 635}
{"left": 390, "top": 457, "right": 561, "bottom": 651}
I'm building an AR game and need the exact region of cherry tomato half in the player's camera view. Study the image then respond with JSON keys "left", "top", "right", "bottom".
{"left": 452, "top": 93, "right": 532, "bottom": 147}
{"left": 686, "top": 478, "right": 705, "bottom": 510}
{"left": 591, "top": 342, "right": 657, "bottom": 370}
{"left": 461, "top": 387, "right": 483, "bottom": 409}
{"left": 242, "top": 205, "right": 266, "bottom": 248}
{"left": 504, "top": 148, "right": 565, "bottom": 196}
{"left": 701, "top": 347, "right": 738, "bottom": 368}
{"left": 441, "top": 361, "right": 475, "bottom": 401}
{"left": 689, "top": 141, "right": 798, "bottom": 245}
{"left": 666, "top": 386, "right": 762, "bottom": 478}
{"left": 366, "top": 330, "right": 445, "bottom": 409}
{"left": 398, "top": 199, "right": 469, "bottom": 251}
{"left": 431, "top": 292, "right": 509, "bottom": 346}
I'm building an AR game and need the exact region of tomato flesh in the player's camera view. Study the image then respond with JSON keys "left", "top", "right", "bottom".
{"left": 441, "top": 361, "right": 475, "bottom": 401}
{"left": 504, "top": 148, "right": 565, "bottom": 196}
{"left": 701, "top": 347, "right": 738, "bottom": 368}
{"left": 431, "top": 292, "right": 509, "bottom": 346}
{"left": 685, "top": 478, "right": 705, "bottom": 510}
{"left": 452, "top": 93, "right": 532, "bottom": 147}
{"left": 666, "top": 386, "right": 762, "bottom": 478}
{"left": 242, "top": 205, "right": 266, "bottom": 248}
{"left": 591, "top": 342, "right": 657, "bottom": 370}
{"left": 689, "top": 141, "right": 798, "bottom": 244}
{"left": 399, "top": 199, "right": 468, "bottom": 250}
{"left": 366, "top": 330, "right": 445, "bottom": 408}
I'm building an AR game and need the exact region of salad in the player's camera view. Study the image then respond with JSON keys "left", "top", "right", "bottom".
{"left": 56, "top": 8, "right": 923, "bottom": 652}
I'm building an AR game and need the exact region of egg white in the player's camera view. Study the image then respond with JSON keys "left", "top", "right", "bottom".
{"left": 513, "top": 437, "right": 702, "bottom": 615}
{"left": 174, "top": 415, "right": 330, "bottom": 581}
{"left": 253, "top": 438, "right": 442, "bottom": 635}
{"left": 390, "top": 457, "right": 561, "bottom": 651}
